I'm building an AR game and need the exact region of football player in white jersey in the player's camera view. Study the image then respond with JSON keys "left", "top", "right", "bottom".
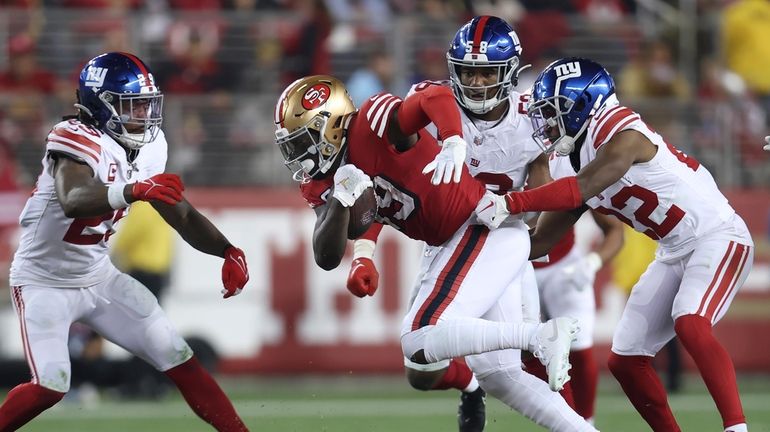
{"left": 346, "top": 17, "right": 596, "bottom": 432}
{"left": 0, "top": 52, "right": 250, "bottom": 432}
{"left": 474, "top": 57, "right": 754, "bottom": 432}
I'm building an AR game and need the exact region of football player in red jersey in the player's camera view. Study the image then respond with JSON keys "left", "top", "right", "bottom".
{"left": 275, "top": 74, "right": 597, "bottom": 431}
{"left": 476, "top": 57, "right": 754, "bottom": 432}
{"left": 0, "top": 53, "right": 249, "bottom": 432}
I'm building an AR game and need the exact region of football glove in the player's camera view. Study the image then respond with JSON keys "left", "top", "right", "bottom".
{"left": 561, "top": 252, "right": 602, "bottom": 292}
{"left": 221, "top": 246, "right": 249, "bottom": 299}
{"left": 422, "top": 135, "right": 467, "bottom": 185}
{"left": 347, "top": 258, "right": 379, "bottom": 297}
{"left": 131, "top": 173, "right": 184, "bottom": 206}
{"left": 474, "top": 190, "right": 510, "bottom": 230}
{"left": 332, "top": 164, "right": 373, "bottom": 207}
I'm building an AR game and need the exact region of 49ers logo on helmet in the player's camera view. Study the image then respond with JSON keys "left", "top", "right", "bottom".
{"left": 302, "top": 84, "right": 331, "bottom": 110}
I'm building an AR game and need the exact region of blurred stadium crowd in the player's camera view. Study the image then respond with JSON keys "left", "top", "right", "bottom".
{"left": 0, "top": 0, "right": 768, "bottom": 191}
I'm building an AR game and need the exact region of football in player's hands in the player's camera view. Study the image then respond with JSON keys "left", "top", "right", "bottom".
{"left": 347, "top": 187, "right": 377, "bottom": 239}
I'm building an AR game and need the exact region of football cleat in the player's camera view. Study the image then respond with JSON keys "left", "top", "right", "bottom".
{"left": 457, "top": 387, "right": 486, "bottom": 432}
{"left": 530, "top": 317, "right": 579, "bottom": 391}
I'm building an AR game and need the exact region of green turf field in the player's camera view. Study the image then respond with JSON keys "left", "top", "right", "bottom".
{"left": 14, "top": 374, "right": 770, "bottom": 431}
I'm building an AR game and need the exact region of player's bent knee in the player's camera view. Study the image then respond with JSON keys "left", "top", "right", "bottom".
{"left": 38, "top": 362, "right": 72, "bottom": 393}
{"left": 141, "top": 320, "right": 193, "bottom": 370}
{"left": 400, "top": 328, "right": 430, "bottom": 363}
{"left": 404, "top": 367, "right": 444, "bottom": 391}
{"left": 673, "top": 314, "right": 711, "bottom": 342}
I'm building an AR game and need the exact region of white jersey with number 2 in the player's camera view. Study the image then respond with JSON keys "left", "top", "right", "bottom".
{"left": 10, "top": 119, "right": 167, "bottom": 288}
{"left": 558, "top": 101, "right": 749, "bottom": 262}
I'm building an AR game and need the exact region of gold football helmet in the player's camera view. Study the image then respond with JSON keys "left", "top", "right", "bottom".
{"left": 274, "top": 75, "right": 356, "bottom": 180}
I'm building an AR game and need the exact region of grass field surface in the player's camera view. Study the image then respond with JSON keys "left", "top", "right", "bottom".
{"left": 14, "top": 374, "right": 770, "bottom": 431}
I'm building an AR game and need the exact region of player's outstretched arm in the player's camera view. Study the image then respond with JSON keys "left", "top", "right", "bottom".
{"left": 151, "top": 199, "right": 249, "bottom": 298}
{"left": 529, "top": 206, "right": 587, "bottom": 260}
{"left": 502, "top": 129, "right": 651, "bottom": 217}
{"left": 388, "top": 85, "right": 467, "bottom": 184}
{"left": 53, "top": 154, "right": 183, "bottom": 218}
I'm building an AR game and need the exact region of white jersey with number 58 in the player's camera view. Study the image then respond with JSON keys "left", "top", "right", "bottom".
{"left": 409, "top": 81, "right": 540, "bottom": 193}
{"left": 9, "top": 119, "right": 167, "bottom": 288}
{"left": 559, "top": 102, "right": 750, "bottom": 261}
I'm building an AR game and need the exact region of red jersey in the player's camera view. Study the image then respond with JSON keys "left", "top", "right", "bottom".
{"left": 301, "top": 89, "right": 486, "bottom": 246}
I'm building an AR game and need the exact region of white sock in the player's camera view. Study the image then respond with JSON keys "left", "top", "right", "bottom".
{"left": 422, "top": 318, "right": 539, "bottom": 363}
{"left": 478, "top": 366, "right": 597, "bottom": 432}
{"left": 725, "top": 424, "right": 747, "bottom": 432}
{"left": 463, "top": 375, "right": 479, "bottom": 393}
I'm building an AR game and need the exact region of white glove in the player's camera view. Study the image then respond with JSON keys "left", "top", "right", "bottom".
{"left": 561, "top": 252, "right": 602, "bottom": 291}
{"left": 332, "top": 164, "right": 373, "bottom": 207}
{"left": 474, "top": 190, "right": 510, "bottom": 230}
{"left": 422, "top": 135, "right": 467, "bottom": 185}
{"left": 764, "top": 136, "right": 769, "bottom": 151}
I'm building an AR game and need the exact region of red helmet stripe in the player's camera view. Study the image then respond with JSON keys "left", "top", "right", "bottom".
{"left": 120, "top": 52, "right": 151, "bottom": 85}
{"left": 472, "top": 16, "right": 490, "bottom": 53}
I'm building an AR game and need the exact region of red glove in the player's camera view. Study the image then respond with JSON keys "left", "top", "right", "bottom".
{"left": 346, "top": 258, "right": 379, "bottom": 297}
{"left": 221, "top": 246, "right": 249, "bottom": 299}
{"left": 131, "top": 173, "right": 184, "bottom": 205}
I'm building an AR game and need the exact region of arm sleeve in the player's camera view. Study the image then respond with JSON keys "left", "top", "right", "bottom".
{"left": 359, "top": 222, "right": 384, "bottom": 242}
{"left": 396, "top": 85, "right": 463, "bottom": 139}
{"left": 505, "top": 176, "right": 583, "bottom": 213}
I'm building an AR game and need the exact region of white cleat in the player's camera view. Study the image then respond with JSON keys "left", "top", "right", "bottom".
{"left": 529, "top": 317, "right": 580, "bottom": 391}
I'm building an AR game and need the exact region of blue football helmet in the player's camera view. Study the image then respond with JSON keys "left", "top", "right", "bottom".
{"left": 528, "top": 57, "right": 616, "bottom": 156}
{"left": 447, "top": 16, "right": 525, "bottom": 114}
{"left": 76, "top": 52, "right": 163, "bottom": 149}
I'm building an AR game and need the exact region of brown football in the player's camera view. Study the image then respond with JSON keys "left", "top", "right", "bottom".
{"left": 347, "top": 187, "right": 377, "bottom": 239}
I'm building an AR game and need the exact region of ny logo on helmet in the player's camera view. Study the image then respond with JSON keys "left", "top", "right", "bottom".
{"left": 554, "top": 62, "right": 581, "bottom": 78}
{"left": 84, "top": 66, "right": 108, "bottom": 91}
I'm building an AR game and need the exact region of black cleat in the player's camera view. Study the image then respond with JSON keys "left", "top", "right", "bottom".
{"left": 457, "top": 387, "right": 486, "bottom": 432}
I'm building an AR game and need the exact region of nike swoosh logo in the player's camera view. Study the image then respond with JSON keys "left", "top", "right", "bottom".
{"left": 479, "top": 201, "right": 494, "bottom": 213}
{"left": 547, "top": 320, "right": 559, "bottom": 342}
{"left": 235, "top": 256, "right": 248, "bottom": 275}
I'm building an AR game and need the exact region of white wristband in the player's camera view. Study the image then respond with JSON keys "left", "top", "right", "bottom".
{"left": 107, "top": 183, "right": 130, "bottom": 209}
{"left": 353, "top": 239, "right": 376, "bottom": 260}
{"left": 585, "top": 252, "right": 603, "bottom": 273}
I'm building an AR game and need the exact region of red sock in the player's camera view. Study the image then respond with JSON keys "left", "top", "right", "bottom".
{"left": 675, "top": 314, "right": 745, "bottom": 428}
{"left": 608, "top": 353, "right": 680, "bottom": 431}
{"left": 165, "top": 357, "right": 248, "bottom": 432}
{"left": 523, "top": 356, "right": 576, "bottom": 408}
{"left": 570, "top": 348, "right": 598, "bottom": 419}
{"left": 432, "top": 359, "right": 473, "bottom": 390}
{"left": 0, "top": 382, "right": 65, "bottom": 431}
